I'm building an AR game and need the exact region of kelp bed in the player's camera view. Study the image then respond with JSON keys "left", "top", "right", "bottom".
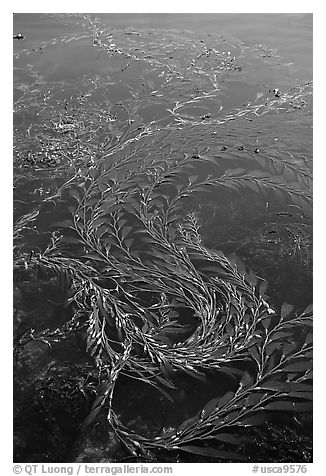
{"left": 13, "top": 14, "right": 312, "bottom": 462}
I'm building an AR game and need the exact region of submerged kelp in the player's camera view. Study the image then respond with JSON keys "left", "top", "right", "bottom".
{"left": 13, "top": 14, "right": 312, "bottom": 462}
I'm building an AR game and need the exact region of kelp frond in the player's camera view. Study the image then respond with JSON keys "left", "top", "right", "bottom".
{"left": 27, "top": 150, "right": 312, "bottom": 459}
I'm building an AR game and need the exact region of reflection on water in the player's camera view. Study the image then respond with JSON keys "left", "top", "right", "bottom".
{"left": 13, "top": 13, "right": 312, "bottom": 463}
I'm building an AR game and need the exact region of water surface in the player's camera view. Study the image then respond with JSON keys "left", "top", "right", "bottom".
{"left": 13, "top": 13, "right": 313, "bottom": 463}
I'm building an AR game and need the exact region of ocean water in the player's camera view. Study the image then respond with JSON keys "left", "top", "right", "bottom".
{"left": 13, "top": 13, "right": 313, "bottom": 463}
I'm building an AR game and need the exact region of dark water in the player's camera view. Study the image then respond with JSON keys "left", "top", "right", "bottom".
{"left": 13, "top": 13, "right": 312, "bottom": 463}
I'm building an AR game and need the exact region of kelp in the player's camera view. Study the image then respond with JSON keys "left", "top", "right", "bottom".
{"left": 13, "top": 14, "right": 312, "bottom": 462}
{"left": 29, "top": 174, "right": 312, "bottom": 459}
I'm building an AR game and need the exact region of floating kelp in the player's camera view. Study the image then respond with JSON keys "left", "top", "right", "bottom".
{"left": 13, "top": 14, "right": 312, "bottom": 462}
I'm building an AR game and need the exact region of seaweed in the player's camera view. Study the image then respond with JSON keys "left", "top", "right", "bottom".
{"left": 13, "top": 14, "right": 312, "bottom": 462}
